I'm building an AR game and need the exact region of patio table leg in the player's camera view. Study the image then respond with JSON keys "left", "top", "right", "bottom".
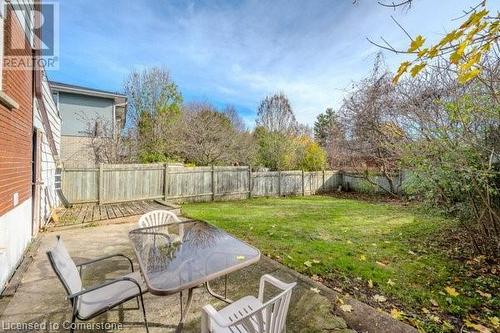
{"left": 177, "top": 287, "right": 194, "bottom": 332}
{"left": 205, "top": 275, "right": 233, "bottom": 304}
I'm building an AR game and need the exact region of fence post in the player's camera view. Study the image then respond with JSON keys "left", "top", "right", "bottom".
{"left": 322, "top": 170, "right": 326, "bottom": 193}
{"left": 278, "top": 170, "right": 282, "bottom": 197}
{"left": 301, "top": 170, "right": 305, "bottom": 196}
{"left": 98, "top": 163, "right": 104, "bottom": 205}
{"left": 163, "top": 164, "right": 169, "bottom": 201}
{"left": 248, "top": 166, "right": 252, "bottom": 199}
{"left": 211, "top": 165, "right": 216, "bottom": 201}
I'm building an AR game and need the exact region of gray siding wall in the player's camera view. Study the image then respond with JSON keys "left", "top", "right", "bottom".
{"left": 59, "top": 92, "right": 114, "bottom": 136}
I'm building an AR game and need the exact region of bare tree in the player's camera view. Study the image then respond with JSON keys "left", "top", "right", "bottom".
{"left": 256, "top": 92, "right": 297, "bottom": 134}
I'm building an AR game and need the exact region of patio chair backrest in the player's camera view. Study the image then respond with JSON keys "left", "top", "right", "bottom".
{"left": 46, "top": 236, "right": 82, "bottom": 297}
{"left": 231, "top": 283, "right": 295, "bottom": 333}
{"left": 138, "top": 210, "right": 181, "bottom": 228}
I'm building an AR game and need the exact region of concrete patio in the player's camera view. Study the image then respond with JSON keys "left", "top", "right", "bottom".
{"left": 0, "top": 220, "right": 355, "bottom": 333}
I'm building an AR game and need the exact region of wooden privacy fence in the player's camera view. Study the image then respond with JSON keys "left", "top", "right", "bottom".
{"left": 61, "top": 164, "right": 403, "bottom": 205}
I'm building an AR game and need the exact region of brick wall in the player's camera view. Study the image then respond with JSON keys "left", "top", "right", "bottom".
{"left": 0, "top": 6, "right": 34, "bottom": 216}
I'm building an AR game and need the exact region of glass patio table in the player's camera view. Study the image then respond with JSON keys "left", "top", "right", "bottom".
{"left": 129, "top": 220, "right": 261, "bottom": 329}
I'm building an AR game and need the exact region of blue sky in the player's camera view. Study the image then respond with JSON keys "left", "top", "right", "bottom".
{"left": 47, "top": 0, "right": 496, "bottom": 127}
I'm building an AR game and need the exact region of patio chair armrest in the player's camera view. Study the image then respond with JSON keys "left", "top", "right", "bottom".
{"left": 202, "top": 305, "right": 232, "bottom": 329}
{"left": 76, "top": 253, "right": 134, "bottom": 272}
{"left": 66, "top": 276, "right": 143, "bottom": 300}
{"left": 258, "top": 274, "right": 296, "bottom": 302}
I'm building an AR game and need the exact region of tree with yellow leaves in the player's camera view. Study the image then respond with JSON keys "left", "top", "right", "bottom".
{"left": 370, "top": 0, "right": 499, "bottom": 84}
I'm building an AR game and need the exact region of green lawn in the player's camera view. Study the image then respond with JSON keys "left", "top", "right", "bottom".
{"left": 182, "top": 196, "right": 498, "bottom": 332}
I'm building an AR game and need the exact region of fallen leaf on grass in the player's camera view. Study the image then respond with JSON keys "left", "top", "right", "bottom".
{"left": 489, "top": 316, "right": 499, "bottom": 328}
{"left": 476, "top": 289, "right": 492, "bottom": 299}
{"left": 430, "top": 299, "right": 439, "bottom": 307}
{"left": 347, "top": 240, "right": 353, "bottom": 244}
{"left": 390, "top": 308, "right": 404, "bottom": 320}
{"left": 304, "top": 261, "right": 312, "bottom": 267}
{"left": 333, "top": 287, "right": 343, "bottom": 293}
{"left": 340, "top": 304, "right": 353, "bottom": 312}
{"left": 445, "top": 286, "right": 459, "bottom": 297}
{"left": 464, "top": 320, "right": 491, "bottom": 333}
{"left": 421, "top": 307, "right": 430, "bottom": 314}
{"left": 376, "top": 261, "right": 388, "bottom": 267}
{"left": 387, "top": 279, "right": 395, "bottom": 286}
{"left": 373, "top": 294, "right": 387, "bottom": 303}
{"left": 429, "top": 315, "right": 441, "bottom": 323}
{"left": 359, "top": 255, "right": 367, "bottom": 261}
{"left": 310, "top": 287, "right": 320, "bottom": 294}
{"left": 408, "top": 250, "right": 417, "bottom": 255}
{"left": 312, "top": 259, "right": 321, "bottom": 264}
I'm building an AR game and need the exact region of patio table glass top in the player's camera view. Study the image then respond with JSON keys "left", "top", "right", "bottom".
{"left": 129, "top": 220, "right": 261, "bottom": 295}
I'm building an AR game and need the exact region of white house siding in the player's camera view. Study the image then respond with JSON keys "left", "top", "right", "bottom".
{"left": 33, "top": 72, "right": 61, "bottom": 227}
{"left": 0, "top": 199, "right": 32, "bottom": 291}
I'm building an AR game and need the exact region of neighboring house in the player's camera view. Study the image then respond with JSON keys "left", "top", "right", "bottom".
{"left": 49, "top": 81, "right": 127, "bottom": 167}
{"left": 0, "top": 2, "right": 61, "bottom": 291}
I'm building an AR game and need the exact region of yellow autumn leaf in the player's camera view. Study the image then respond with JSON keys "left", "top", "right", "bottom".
{"left": 408, "top": 35, "right": 425, "bottom": 52}
{"left": 489, "top": 316, "right": 499, "bottom": 329}
{"left": 340, "top": 304, "right": 353, "bottom": 312}
{"left": 359, "top": 255, "right": 367, "bottom": 261}
{"left": 417, "top": 48, "right": 428, "bottom": 58}
{"left": 458, "top": 67, "right": 481, "bottom": 84}
{"left": 428, "top": 47, "right": 439, "bottom": 58}
{"left": 387, "top": 279, "right": 396, "bottom": 286}
{"left": 368, "top": 279, "right": 373, "bottom": 288}
{"left": 464, "top": 319, "right": 491, "bottom": 333}
{"left": 410, "top": 63, "right": 426, "bottom": 77}
{"left": 444, "top": 286, "right": 459, "bottom": 297}
{"left": 460, "top": 52, "right": 481, "bottom": 72}
{"left": 390, "top": 308, "right": 404, "bottom": 320}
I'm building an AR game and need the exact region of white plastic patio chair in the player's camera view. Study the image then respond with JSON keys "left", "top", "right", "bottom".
{"left": 46, "top": 236, "right": 149, "bottom": 333}
{"left": 138, "top": 210, "right": 183, "bottom": 243}
{"left": 201, "top": 274, "right": 296, "bottom": 333}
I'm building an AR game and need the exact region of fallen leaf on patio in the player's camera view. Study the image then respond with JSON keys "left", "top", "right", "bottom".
{"left": 236, "top": 255, "right": 246, "bottom": 260}
{"left": 444, "top": 286, "right": 459, "bottom": 297}
{"left": 368, "top": 279, "right": 373, "bottom": 288}
{"left": 373, "top": 294, "right": 387, "bottom": 303}
{"left": 387, "top": 279, "right": 395, "bottom": 286}
{"left": 489, "top": 316, "right": 499, "bottom": 328}
{"left": 390, "top": 308, "right": 404, "bottom": 320}
{"left": 304, "top": 260, "right": 312, "bottom": 267}
{"left": 310, "top": 287, "right": 320, "bottom": 294}
{"left": 476, "top": 290, "right": 492, "bottom": 299}
{"left": 340, "top": 304, "right": 353, "bottom": 312}
{"left": 464, "top": 320, "right": 491, "bottom": 333}
{"left": 359, "top": 255, "right": 367, "bottom": 261}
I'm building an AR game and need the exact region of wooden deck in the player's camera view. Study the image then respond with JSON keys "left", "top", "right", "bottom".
{"left": 57, "top": 200, "right": 175, "bottom": 226}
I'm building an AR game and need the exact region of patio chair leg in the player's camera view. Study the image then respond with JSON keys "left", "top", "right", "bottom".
{"left": 139, "top": 292, "right": 149, "bottom": 333}
{"left": 69, "top": 313, "right": 76, "bottom": 333}
{"left": 179, "top": 291, "right": 183, "bottom": 317}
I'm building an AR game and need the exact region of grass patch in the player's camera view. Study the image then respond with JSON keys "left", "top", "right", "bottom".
{"left": 182, "top": 196, "right": 498, "bottom": 332}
